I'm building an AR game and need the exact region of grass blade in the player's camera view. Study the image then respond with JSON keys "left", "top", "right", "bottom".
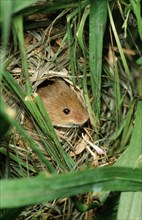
{"left": 108, "top": 3, "right": 131, "bottom": 80}
{"left": 116, "top": 100, "right": 142, "bottom": 220}
{"left": 2, "top": 70, "right": 75, "bottom": 171}
{"left": 12, "top": 15, "right": 31, "bottom": 95}
{"left": 89, "top": 0, "right": 107, "bottom": 120}
{"left": 67, "top": 1, "right": 88, "bottom": 83}
{"left": 118, "top": 192, "right": 142, "bottom": 220}
{"left": 130, "top": 0, "right": 142, "bottom": 40}
{"left": 0, "top": 166, "right": 141, "bottom": 208}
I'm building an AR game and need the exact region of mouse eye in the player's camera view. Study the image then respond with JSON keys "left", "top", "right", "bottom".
{"left": 63, "top": 108, "right": 70, "bottom": 115}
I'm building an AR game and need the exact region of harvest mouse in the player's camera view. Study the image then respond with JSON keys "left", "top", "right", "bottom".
{"left": 37, "top": 79, "right": 88, "bottom": 127}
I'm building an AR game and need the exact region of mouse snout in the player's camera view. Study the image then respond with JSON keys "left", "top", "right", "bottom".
{"left": 74, "top": 111, "right": 89, "bottom": 125}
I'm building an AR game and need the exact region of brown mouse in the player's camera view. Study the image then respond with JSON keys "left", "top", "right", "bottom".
{"left": 37, "top": 79, "right": 88, "bottom": 127}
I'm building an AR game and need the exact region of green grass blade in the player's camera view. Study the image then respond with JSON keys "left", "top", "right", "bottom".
{"left": 0, "top": 0, "right": 12, "bottom": 80}
{"left": 96, "top": 100, "right": 142, "bottom": 217}
{"left": 116, "top": 100, "right": 142, "bottom": 220}
{"left": 0, "top": 0, "right": 12, "bottom": 47}
{"left": 83, "top": 70, "right": 98, "bottom": 128}
{"left": 12, "top": 0, "right": 40, "bottom": 14}
{"left": 0, "top": 98, "right": 13, "bottom": 138}
{"left": 14, "top": 121, "right": 56, "bottom": 174}
{"left": 118, "top": 192, "right": 142, "bottom": 220}
{"left": 74, "top": 4, "right": 97, "bottom": 127}
{"left": 130, "top": 0, "right": 142, "bottom": 40}
{"left": 0, "top": 147, "right": 36, "bottom": 174}
{"left": 3, "top": 70, "right": 25, "bottom": 101}
{"left": 113, "top": 62, "right": 122, "bottom": 129}
{"left": 33, "top": 94, "right": 75, "bottom": 170}
{"left": 108, "top": 3, "right": 131, "bottom": 80}
{"left": 25, "top": 95, "right": 75, "bottom": 171}
{"left": 120, "top": 99, "right": 136, "bottom": 147}
{"left": 76, "top": 5, "right": 90, "bottom": 52}
{"left": 67, "top": 2, "right": 86, "bottom": 84}
{"left": 11, "top": 0, "right": 89, "bottom": 16}
{"left": 66, "top": 1, "right": 89, "bottom": 84}
{"left": 89, "top": 0, "right": 107, "bottom": 120}
{"left": 116, "top": 100, "right": 142, "bottom": 167}
{"left": 0, "top": 167, "right": 141, "bottom": 208}
{"left": 2, "top": 70, "right": 75, "bottom": 171}
{"left": 12, "top": 15, "right": 31, "bottom": 95}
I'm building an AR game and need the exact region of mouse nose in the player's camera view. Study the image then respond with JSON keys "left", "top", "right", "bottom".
{"left": 75, "top": 112, "right": 89, "bottom": 125}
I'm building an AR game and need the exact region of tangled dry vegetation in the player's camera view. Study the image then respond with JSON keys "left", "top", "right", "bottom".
{"left": 1, "top": 7, "right": 141, "bottom": 219}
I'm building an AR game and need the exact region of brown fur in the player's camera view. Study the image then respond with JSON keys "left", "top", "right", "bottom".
{"left": 37, "top": 80, "right": 88, "bottom": 127}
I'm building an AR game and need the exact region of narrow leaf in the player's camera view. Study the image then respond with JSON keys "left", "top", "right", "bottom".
{"left": 0, "top": 167, "right": 141, "bottom": 208}
{"left": 89, "top": 0, "right": 107, "bottom": 119}
{"left": 117, "top": 100, "right": 142, "bottom": 220}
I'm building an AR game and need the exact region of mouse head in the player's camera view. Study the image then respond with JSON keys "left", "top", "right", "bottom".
{"left": 37, "top": 79, "right": 88, "bottom": 127}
